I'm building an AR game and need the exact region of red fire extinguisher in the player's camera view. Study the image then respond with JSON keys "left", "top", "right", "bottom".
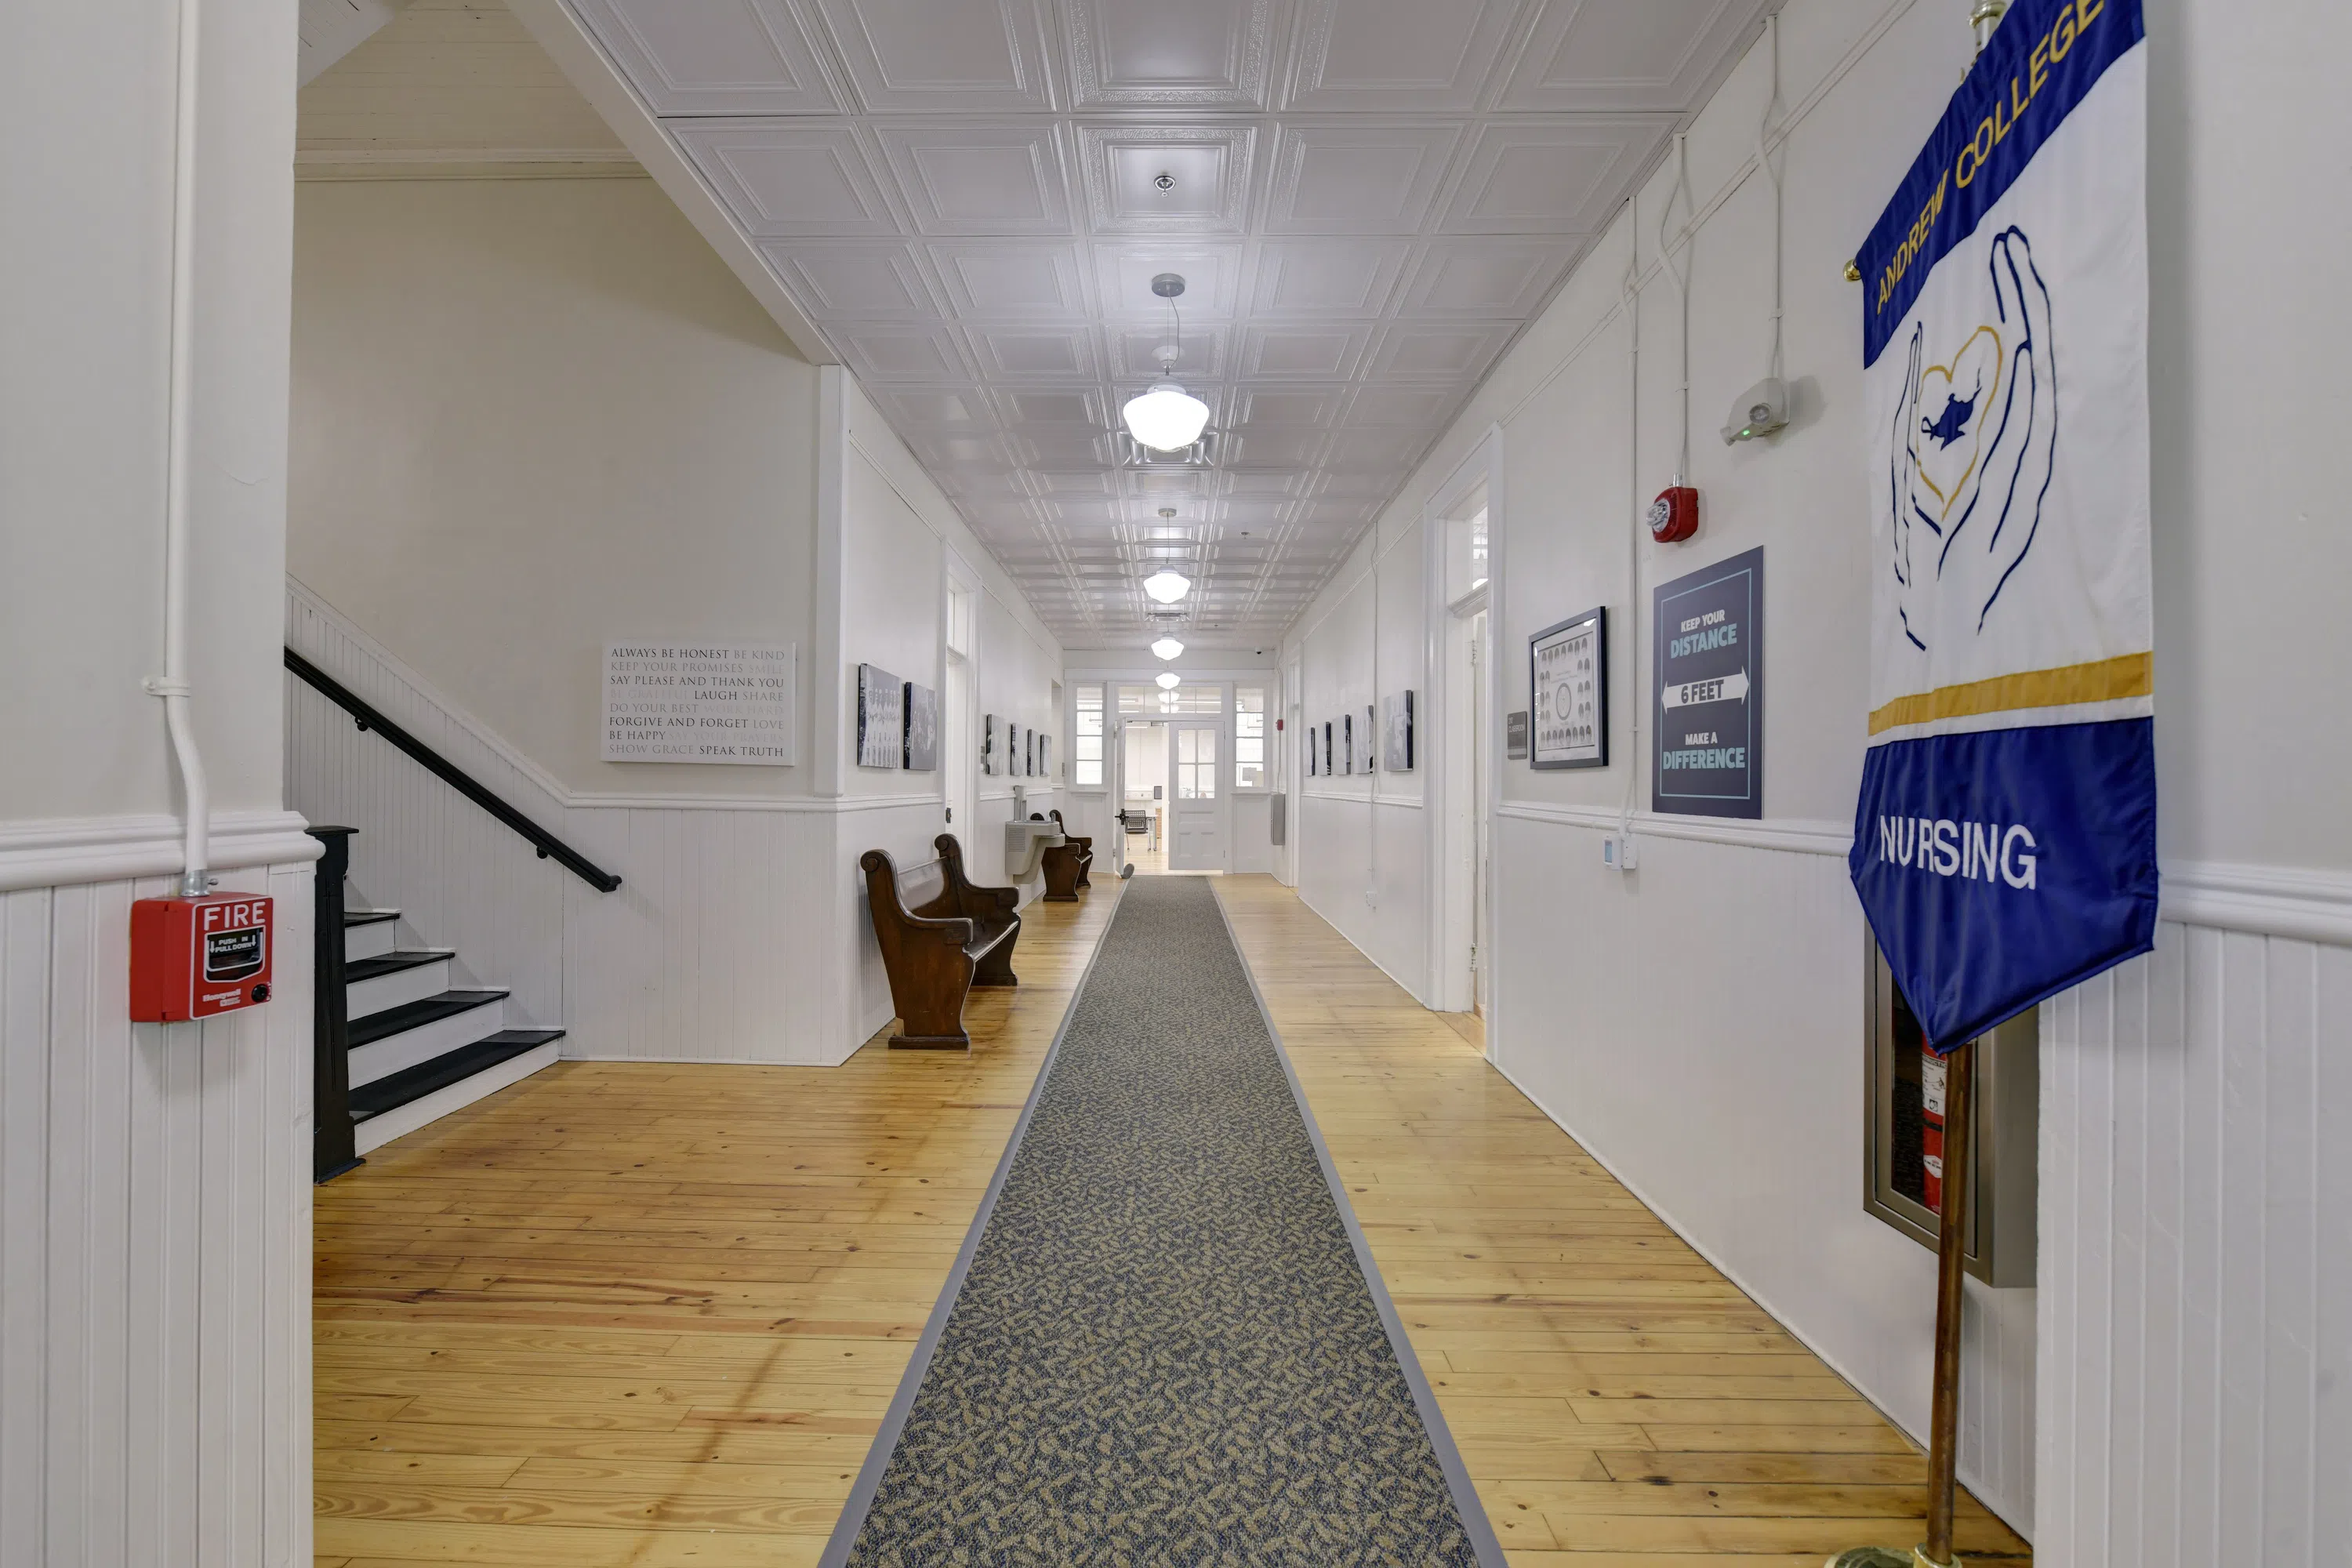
{"left": 1921, "top": 1045, "right": 1947, "bottom": 1215}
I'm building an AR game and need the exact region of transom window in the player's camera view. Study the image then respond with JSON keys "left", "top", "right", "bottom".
{"left": 1119, "top": 683, "right": 1223, "bottom": 715}
{"left": 1074, "top": 685, "right": 1105, "bottom": 789}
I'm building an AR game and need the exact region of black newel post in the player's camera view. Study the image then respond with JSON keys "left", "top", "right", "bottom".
{"left": 309, "top": 826, "right": 363, "bottom": 1184}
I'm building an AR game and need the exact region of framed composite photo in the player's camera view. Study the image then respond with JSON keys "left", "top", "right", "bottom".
{"left": 1530, "top": 607, "right": 1606, "bottom": 770}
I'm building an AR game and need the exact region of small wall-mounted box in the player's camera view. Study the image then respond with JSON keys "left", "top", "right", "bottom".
{"left": 129, "top": 893, "right": 274, "bottom": 1022}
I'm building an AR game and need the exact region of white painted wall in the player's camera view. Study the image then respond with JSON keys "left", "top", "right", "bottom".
{"left": 289, "top": 178, "right": 821, "bottom": 802}
{"left": 285, "top": 183, "right": 1062, "bottom": 1058}
{"left": 1, "top": 5, "right": 316, "bottom": 1563}
{"left": 1284, "top": 0, "right": 2352, "bottom": 1546}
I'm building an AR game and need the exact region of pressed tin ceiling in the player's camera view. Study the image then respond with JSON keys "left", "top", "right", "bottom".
{"left": 561, "top": 0, "right": 1771, "bottom": 644}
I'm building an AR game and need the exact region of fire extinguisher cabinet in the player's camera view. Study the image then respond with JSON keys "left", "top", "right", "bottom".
{"left": 1860, "top": 935, "right": 2040, "bottom": 1288}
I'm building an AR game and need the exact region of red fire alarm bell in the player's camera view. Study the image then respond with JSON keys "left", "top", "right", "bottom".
{"left": 129, "top": 893, "right": 274, "bottom": 1022}
{"left": 1648, "top": 485, "right": 1700, "bottom": 543}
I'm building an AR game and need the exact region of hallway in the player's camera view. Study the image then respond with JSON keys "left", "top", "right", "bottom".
{"left": 314, "top": 877, "right": 2027, "bottom": 1565}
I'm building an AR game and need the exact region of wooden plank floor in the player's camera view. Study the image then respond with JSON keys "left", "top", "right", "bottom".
{"left": 1213, "top": 873, "right": 2033, "bottom": 1566}
{"left": 311, "top": 885, "right": 1118, "bottom": 1566}
{"left": 314, "top": 871, "right": 2030, "bottom": 1566}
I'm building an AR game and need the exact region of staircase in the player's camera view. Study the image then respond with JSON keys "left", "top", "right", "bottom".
{"left": 339, "top": 895, "right": 564, "bottom": 1156}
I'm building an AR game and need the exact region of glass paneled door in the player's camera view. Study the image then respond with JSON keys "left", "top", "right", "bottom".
{"left": 1167, "top": 722, "right": 1224, "bottom": 872}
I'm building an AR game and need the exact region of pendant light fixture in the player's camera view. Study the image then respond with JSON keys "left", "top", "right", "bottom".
{"left": 1142, "top": 569, "right": 1191, "bottom": 604}
{"left": 1150, "top": 636, "right": 1185, "bottom": 660}
{"left": 1121, "top": 274, "right": 1210, "bottom": 452}
{"left": 1155, "top": 672, "right": 1181, "bottom": 691}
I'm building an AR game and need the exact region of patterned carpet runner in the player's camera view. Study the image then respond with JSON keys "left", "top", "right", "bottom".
{"left": 826, "top": 875, "right": 1500, "bottom": 1567}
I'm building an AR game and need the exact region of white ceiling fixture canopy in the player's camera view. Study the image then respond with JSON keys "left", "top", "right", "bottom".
{"left": 1120, "top": 273, "right": 1210, "bottom": 452}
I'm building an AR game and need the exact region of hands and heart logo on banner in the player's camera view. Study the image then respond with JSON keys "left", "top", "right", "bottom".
{"left": 1850, "top": 0, "right": 2156, "bottom": 1051}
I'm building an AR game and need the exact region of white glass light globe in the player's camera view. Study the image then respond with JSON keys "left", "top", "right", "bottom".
{"left": 1155, "top": 672, "right": 1181, "bottom": 690}
{"left": 1142, "top": 569, "right": 1191, "bottom": 604}
{"left": 1121, "top": 382, "right": 1210, "bottom": 452}
{"left": 1150, "top": 637, "right": 1185, "bottom": 661}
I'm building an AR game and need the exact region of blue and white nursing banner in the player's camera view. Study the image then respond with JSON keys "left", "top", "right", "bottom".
{"left": 1849, "top": 0, "right": 2156, "bottom": 1051}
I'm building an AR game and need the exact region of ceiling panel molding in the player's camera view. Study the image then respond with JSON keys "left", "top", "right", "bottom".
{"left": 963, "top": 323, "right": 1105, "bottom": 381}
{"left": 1397, "top": 237, "right": 1581, "bottom": 317}
{"left": 1435, "top": 114, "right": 1672, "bottom": 235}
{"left": 1496, "top": 0, "right": 1764, "bottom": 113}
{"left": 926, "top": 240, "right": 1094, "bottom": 317}
{"left": 829, "top": 321, "right": 980, "bottom": 382}
{"left": 873, "top": 122, "right": 1077, "bottom": 234}
{"left": 760, "top": 240, "right": 947, "bottom": 318}
{"left": 571, "top": 0, "right": 844, "bottom": 114}
{"left": 1280, "top": 0, "right": 1528, "bottom": 113}
{"left": 1060, "top": 0, "right": 1278, "bottom": 109}
{"left": 1261, "top": 122, "right": 1466, "bottom": 236}
{"left": 673, "top": 122, "right": 902, "bottom": 234}
{"left": 1246, "top": 240, "right": 1410, "bottom": 319}
{"left": 808, "top": 0, "right": 1061, "bottom": 113}
{"left": 1076, "top": 123, "right": 1259, "bottom": 234}
{"left": 1093, "top": 243, "right": 1247, "bottom": 319}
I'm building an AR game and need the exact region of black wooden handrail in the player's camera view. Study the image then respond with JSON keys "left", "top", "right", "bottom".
{"left": 285, "top": 647, "right": 622, "bottom": 892}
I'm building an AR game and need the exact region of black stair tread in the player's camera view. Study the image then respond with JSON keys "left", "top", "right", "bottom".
{"left": 347, "top": 989, "right": 508, "bottom": 1049}
{"left": 344, "top": 949, "right": 453, "bottom": 983}
{"left": 343, "top": 909, "right": 398, "bottom": 927}
{"left": 348, "top": 1031, "right": 564, "bottom": 1123}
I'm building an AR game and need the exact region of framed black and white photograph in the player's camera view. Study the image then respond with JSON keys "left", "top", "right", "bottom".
{"left": 1341, "top": 712, "right": 1354, "bottom": 775}
{"left": 983, "top": 713, "right": 1000, "bottom": 776}
{"left": 1023, "top": 726, "right": 1036, "bottom": 778}
{"left": 1037, "top": 735, "right": 1051, "bottom": 781}
{"left": 1322, "top": 720, "right": 1334, "bottom": 776}
{"left": 1307, "top": 724, "right": 1319, "bottom": 775}
{"left": 1008, "top": 723, "right": 1024, "bottom": 777}
{"left": 1383, "top": 691, "right": 1415, "bottom": 771}
{"left": 902, "top": 681, "right": 938, "bottom": 771}
{"left": 1531, "top": 608, "right": 1607, "bottom": 770}
{"left": 1360, "top": 706, "right": 1376, "bottom": 774}
{"left": 856, "top": 664, "right": 903, "bottom": 769}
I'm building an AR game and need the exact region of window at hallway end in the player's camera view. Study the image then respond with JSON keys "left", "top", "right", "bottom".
{"left": 1075, "top": 684, "right": 1104, "bottom": 789}
{"left": 1236, "top": 686, "right": 1268, "bottom": 790}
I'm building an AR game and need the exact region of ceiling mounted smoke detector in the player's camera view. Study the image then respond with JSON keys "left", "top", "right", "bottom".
{"left": 1151, "top": 637, "right": 1185, "bottom": 660}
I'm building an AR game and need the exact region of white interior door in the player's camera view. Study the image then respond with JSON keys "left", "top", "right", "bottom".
{"left": 1167, "top": 722, "right": 1224, "bottom": 871}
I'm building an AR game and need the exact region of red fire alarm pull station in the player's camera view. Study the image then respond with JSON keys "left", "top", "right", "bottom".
{"left": 129, "top": 893, "right": 274, "bottom": 1022}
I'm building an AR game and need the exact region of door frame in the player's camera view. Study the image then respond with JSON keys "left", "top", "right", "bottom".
{"left": 1160, "top": 716, "right": 1228, "bottom": 872}
{"left": 1421, "top": 426, "right": 1504, "bottom": 1053}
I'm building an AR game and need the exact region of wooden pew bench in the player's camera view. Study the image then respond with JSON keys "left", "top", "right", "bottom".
{"left": 1038, "top": 811, "right": 1094, "bottom": 902}
{"left": 860, "top": 833, "right": 1021, "bottom": 1050}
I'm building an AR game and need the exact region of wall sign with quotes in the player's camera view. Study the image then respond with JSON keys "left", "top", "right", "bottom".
{"left": 1505, "top": 710, "right": 1530, "bottom": 760}
{"left": 1653, "top": 546, "right": 1763, "bottom": 819}
{"left": 604, "top": 642, "right": 797, "bottom": 764}
{"left": 1530, "top": 608, "right": 1606, "bottom": 770}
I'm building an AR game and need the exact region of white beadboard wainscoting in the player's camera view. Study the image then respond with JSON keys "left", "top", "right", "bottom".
{"left": 0, "top": 844, "right": 318, "bottom": 1567}
{"left": 286, "top": 581, "right": 1032, "bottom": 1065}
{"left": 2038, "top": 910, "right": 2352, "bottom": 1567}
{"left": 1295, "top": 790, "right": 1432, "bottom": 1007}
{"left": 1486, "top": 803, "right": 2040, "bottom": 1537}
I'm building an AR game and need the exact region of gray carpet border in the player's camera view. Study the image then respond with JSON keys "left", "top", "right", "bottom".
{"left": 1206, "top": 882, "right": 1508, "bottom": 1568}
{"left": 815, "top": 877, "right": 1507, "bottom": 1568}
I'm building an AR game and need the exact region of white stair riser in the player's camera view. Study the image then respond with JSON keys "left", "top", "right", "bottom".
{"left": 347, "top": 956, "right": 452, "bottom": 1019}
{"left": 344, "top": 917, "right": 397, "bottom": 963}
{"left": 350, "top": 996, "right": 506, "bottom": 1087}
{"left": 354, "top": 1042, "right": 559, "bottom": 1155}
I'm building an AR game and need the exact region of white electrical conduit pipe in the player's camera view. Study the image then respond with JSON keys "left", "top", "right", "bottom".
{"left": 145, "top": 0, "right": 211, "bottom": 898}
{"left": 1619, "top": 253, "right": 1642, "bottom": 846}
{"left": 1655, "top": 132, "right": 1693, "bottom": 488}
{"left": 1756, "top": 11, "right": 1785, "bottom": 385}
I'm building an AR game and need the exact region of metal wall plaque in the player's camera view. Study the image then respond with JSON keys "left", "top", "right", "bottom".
{"left": 1505, "top": 710, "right": 1529, "bottom": 760}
